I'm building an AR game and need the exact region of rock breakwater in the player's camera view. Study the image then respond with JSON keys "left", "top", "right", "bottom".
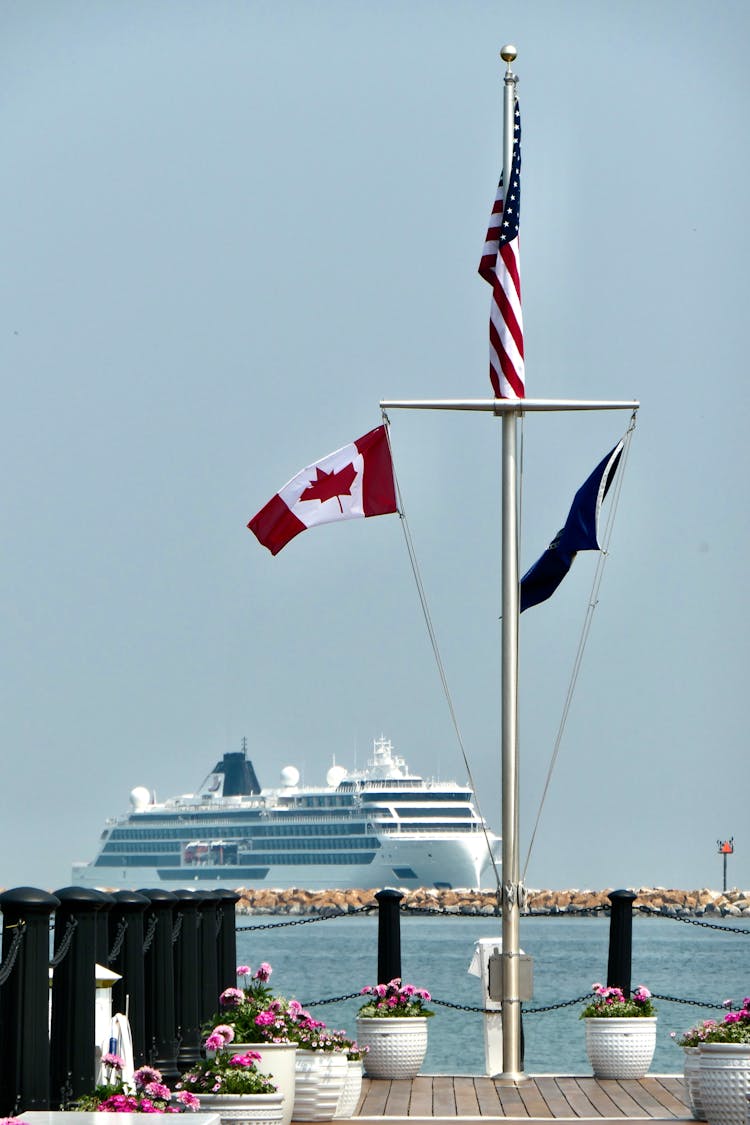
{"left": 235, "top": 886, "right": 750, "bottom": 918}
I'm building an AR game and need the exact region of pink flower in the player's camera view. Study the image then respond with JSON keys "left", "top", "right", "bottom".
{"left": 145, "top": 1081, "right": 172, "bottom": 1100}
{"left": 219, "top": 987, "right": 245, "bottom": 1009}
{"left": 229, "top": 1051, "right": 261, "bottom": 1067}
{"left": 204, "top": 1033, "right": 225, "bottom": 1050}
{"left": 255, "top": 962, "right": 272, "bottom": 981}
{"left": 236, "top": 964, "right": 251, "bottom": 977}
{"left": 101, "top": 1052, "right": 125, "bottom": 1070}
{"left": 254, "top": 1010, "right": 276, "bottom": 1026}
{"left": 212, "top": 1024, "right": 236, "bottom": 1044}
{"left": 176, "top": 1091, "right": 201, "bottom": 1110}
{"left": 134, "top": 1066, "right": 163, "bottom": 1089}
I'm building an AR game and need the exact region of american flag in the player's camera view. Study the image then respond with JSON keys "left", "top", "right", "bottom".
{"left": 478, "top": 99, "right": 524, "bottom": 399}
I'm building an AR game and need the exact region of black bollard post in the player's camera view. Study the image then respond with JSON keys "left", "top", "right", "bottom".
{"left": 375, "top": 888, "right": 403, "bottom": 984}
{"left": 139, "top": 889, "right": 179, "bottom": 1081}
{"left": 94, "top": 892, "right": 116, "bottom": 968}
{"left": 607, "top": 888, "right": 637, "bottom": 997}
{"left": 196, "top": 891, "right": 220, "bottom": 1027}
{"left": 109, "top": 890, "right": 150, "bottom": 1067}
{"left": 49, "top": 886, "right": 109, "bottom": 1108}
{"left": 215, "top": 888, "right": 240, "bottom": 994}
{"left": 0, "top": 887, "right": 60, "bottom": 1115}
{"left": 172, "top": 890, "right": 203, "bottom": 1070}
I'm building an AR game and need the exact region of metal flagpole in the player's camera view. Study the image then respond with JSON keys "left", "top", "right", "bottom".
{"left": 498, "top": 43, "right": 523, "bottom": 1083}
{"left": 381, "top": 45, "right": 640, "bottom": 1086}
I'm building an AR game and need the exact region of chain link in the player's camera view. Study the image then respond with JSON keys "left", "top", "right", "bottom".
{"left": 652, "top": 992, "right": 732, "bottom": 1010}
{"left": 300, "top": 991, "right": 364, "bottom": 1006}
{"left": 50, "top": 917, "right": 78, "bottom": 968}
{"left": 0, "top": 923, "right": 26, "bottom": 985}
{"left": 236, "top": 906, "right": 372, "bottom": 931}
{"left": 636, "top": 905, "right": 750, "bottom": 934}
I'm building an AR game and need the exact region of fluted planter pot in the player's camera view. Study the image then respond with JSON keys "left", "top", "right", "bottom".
{"left": 698, "top": 1043, "right": 750, "bottom": 1125}
{"left": 355, "top": 1016, "right": 429, "bottom": 1080}
{"left": 683, "top": 1046, "right": 704, "bottom": 1120}
{"left": 232, "top": 1042, "right": 298, "bottom": 1125}
{"left": 195, "top": 1092, "right": 285, "bottom": 1125}
{"left": 583, "top": 1017, "right": 657, "bottom": 1079}
{"left": 292, "top": 1049, "right": 348, "bottom": 1122}
{"left": 334, "top": 1059, "right": 363, "bottom": 1119}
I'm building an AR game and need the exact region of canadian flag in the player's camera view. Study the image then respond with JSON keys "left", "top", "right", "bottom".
{"left": 248, "top": 425, "right": 398, "bottom": 555}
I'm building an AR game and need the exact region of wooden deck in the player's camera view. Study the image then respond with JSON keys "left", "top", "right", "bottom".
{"left": 347, "top": 1074, "right": 696, "bottom": 1121}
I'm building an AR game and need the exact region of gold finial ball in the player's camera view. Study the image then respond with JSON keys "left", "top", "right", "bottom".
{"left": 500, "top": 44, "right": 518, "bottom": 63}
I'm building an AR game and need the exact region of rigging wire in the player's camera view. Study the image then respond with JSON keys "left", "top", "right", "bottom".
{"left": 381, "top": 411, "right": 502, "bottom": 899}
{"left": 521, "top": 411, "right": 638, "bottom": 882}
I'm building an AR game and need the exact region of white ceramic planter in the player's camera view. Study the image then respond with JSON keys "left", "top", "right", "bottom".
{"left": 232, "top": 1042, "right": 298, "bottom": 1125}
{"left": 683, "top": 1045, "right": 704, "bottom": 1120}
{"left": 292, "top": 1048, "right": 348, "bottom": 1122}
{"left": 195, "top": 1092, "right": 285, "bottom": 1125}
{"left": 583, "top": 1017, "right": 657, "bottom": 1079}
{"left": 698, "top": 1043, "right": 750, "bottom": 1125}
{"left": 334, "top": 1059, "right": 363, "bottom": 1118}
{"left": 355, "top": 1016, "right": 429, "bottom": 1080}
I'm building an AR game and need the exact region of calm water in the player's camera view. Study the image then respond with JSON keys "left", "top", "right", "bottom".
{"left": 236, "top": 913, "right": 749, "bottom": 1075}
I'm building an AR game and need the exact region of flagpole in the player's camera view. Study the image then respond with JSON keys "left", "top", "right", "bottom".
{"left": 497, "top": 43, "right": 525, "bottom": 1083}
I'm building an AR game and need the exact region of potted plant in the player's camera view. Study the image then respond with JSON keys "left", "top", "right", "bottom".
{"left": 580, "top": 983, "right": 657, "bottom": 1079}
{"left": 205, "top": 964, "right": 298, "bottom": 1125}
{"left": 355, "top": 978, "right": 434, "bottom": 1079}
{"left": 71, "top": 1056, "right": 200, "bottom": 1113}
{"left": 176, "top": 1042, "right": 283, "bottom": 1125}
{"left": 671, "top": 1019, "right": 720, "bottom": 1119}
{"left": 694, "top": 998, "right": 750, "bottom": 1125}
{"left": 284, "top": 1009, "right": 350, "bottom": 1122}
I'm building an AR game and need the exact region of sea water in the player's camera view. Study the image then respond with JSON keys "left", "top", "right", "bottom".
{"left": 236, "top": 913, "right": 749, "bottom": 1075}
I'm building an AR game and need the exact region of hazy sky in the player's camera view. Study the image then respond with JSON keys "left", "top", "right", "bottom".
{"left": 2, "top": 0, "right": 748, "bottom": 895}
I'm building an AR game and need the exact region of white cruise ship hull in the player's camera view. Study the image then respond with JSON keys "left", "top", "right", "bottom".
{"left": 72, "top": 834, "right": 501, "bottom": 892}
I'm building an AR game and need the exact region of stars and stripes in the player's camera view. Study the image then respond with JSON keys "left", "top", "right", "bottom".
{"left": 478, "top": 99, "right": 524, "bottom": 399}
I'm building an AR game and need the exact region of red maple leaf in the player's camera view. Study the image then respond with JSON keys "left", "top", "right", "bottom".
{"left": 299, "top": 462, "right": 357, "bottom": 513}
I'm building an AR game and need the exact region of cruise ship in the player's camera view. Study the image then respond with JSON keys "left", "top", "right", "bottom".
{"left": 72, "top": 737, "right": 502, "bottom": 891}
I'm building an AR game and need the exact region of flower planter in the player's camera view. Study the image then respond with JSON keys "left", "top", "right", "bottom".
{"left": 355, "top": 1016, "right": 429, "bottom": 1080}
{"left": 292, "top": 1048, "right": 348, "bottom": 1122}
{"left": 698, "top": 1043, "right": 750, "bottom": 1125}
{"left": 683, "top": 1045, "right": 705, "bottom": 1120}
{"left": 583, "top": 1017, "right": 657, "bottom": 1079}
{"left": 195, "top": 1092, "right": 285, "bottom": 1125}
{"left": 232, "top": 1042, "right": 297, "bottom": 1125}
{"left": 334, "top": 1059, "right": 363, "bottom": 1119}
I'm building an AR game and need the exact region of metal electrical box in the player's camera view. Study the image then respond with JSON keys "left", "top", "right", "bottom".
{"left": 487, "top": 951, "right": 534, "bottom": 1002}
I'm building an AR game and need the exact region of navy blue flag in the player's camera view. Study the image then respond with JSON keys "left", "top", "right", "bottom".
{"left": 520, "top": 441, "right": 624, "bottom": 612}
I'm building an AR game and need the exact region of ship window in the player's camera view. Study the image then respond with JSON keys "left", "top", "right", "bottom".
{"left": 392, "top": 867, "right": 418, "bottom": 880}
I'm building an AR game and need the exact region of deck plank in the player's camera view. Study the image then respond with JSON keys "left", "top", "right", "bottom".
{"left": 432, "top": 1076, "right": 458, "bottom": 1117}
{"left": 574, "top": 1077, "right": 626, "bottom": 1117}
{"left": 385, "top": 1078, "right": 415, "bottom": 1116}
{"left": 592, "top": 1079, "right": 648, "bottom": 1117}
{"left": 516, "top": 1081, "right": 555, "bottom": 1118}
{"left": 474, "top": 1076, "right": 504, "bottom": 1116}
{"left": 343, "top": 1073, "right": 694, "bottom": 1120}
{"left": 408, "top": 1075, "right": 436, "bottom": 1116}
{"left": 493, "top": 1080, "right": 530, "bottom": 1116}
{"left": 454, "top": 1078, "right": 481, "bottom": 1117}
{"left": 555, "top": 1076, "right": 604, "bottom": 1117}
{"left": 651, "top": 1076, "right": 692, "bottom": 1115}
{"left": 533, "top": 1075, "right": 580, "bottom": 1117}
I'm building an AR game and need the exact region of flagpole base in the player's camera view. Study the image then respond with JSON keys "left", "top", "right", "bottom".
{"left": 493, "top": 1072, "right": 531, "bottom": 1085}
